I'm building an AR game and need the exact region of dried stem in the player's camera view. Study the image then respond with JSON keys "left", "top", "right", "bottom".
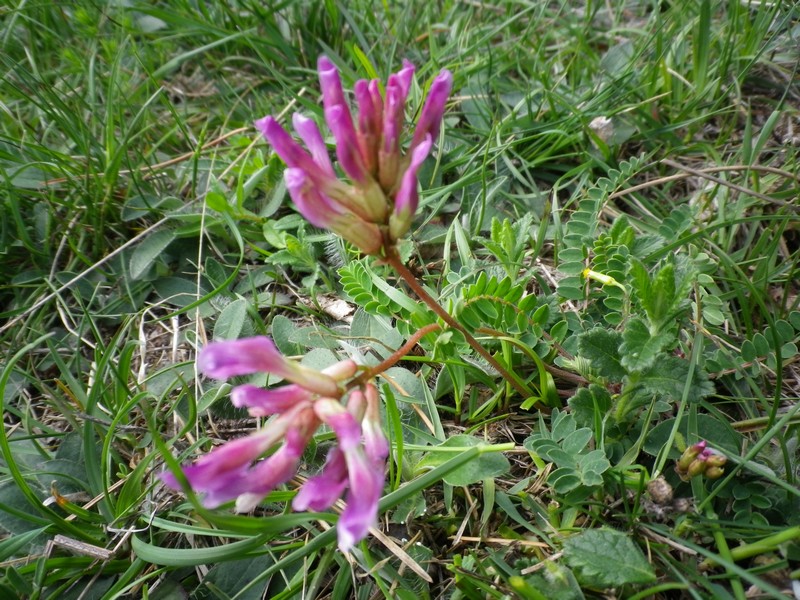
{"left": 383, "top": 248, "right": 532, "bottom": 399}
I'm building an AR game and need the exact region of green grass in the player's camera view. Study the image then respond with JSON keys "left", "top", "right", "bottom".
{"left": 1, "top": 1, "right": 799, "bottom": 598}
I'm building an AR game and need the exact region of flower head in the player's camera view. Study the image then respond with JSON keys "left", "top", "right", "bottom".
{"left": 256, "top": 57, "right": 453, "bottom": 254}
{"left": 163, "top": 335, "right": 388, "bottom": 551}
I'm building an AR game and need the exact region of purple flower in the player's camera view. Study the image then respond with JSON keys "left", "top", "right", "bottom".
{"left": 313, "top": 397, "right": 385, "bottom": 551}
{"left": 235, "top": 412, "right": 319, "bottom": 512}
{"left": 167, "top": 328, "right": 390, "bottom": 550}
{"left": 231, "top": 383, "right": 312, "bottom": 416}
{"left": 293, "top": 447, "right": 349, "bottom": 512}
{"left": 338, "top": 445, "right": 384, "bottom": 552}
{"left": 283, "top": 168, "right": 384, "bottom": 255}
{"left": 389, "top": 134, "right": 433, "bottom": 240}
{"left": 411, "top": 69, "right": 454, "bottom": 151}
{"left": 256, "top": 56, "right": 453, "bottom": 254}
{"left": 161, "top": 402, "right": 307, "bottom": 508}
{"left": 198, "top": 336, "right": 341, "bottom": 397}
{"left": 362, "top": 383, "right": 389, "bottom": 466}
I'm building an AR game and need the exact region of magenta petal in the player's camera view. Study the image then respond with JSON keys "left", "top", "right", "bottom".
{"left": 325, "top": 105, "right": 370, "bottom": 184}
{"left": 394, "top": 134, "right": 431, "bottom": 217}
{"left": 293, "top": 447, "right": 348, "bottom": 512}
{"left": 388, "top": 134, "right": 432, "bottom": 240}
{"left": 160, "top": 431, "right": 278, "bottom": 507}
{"left": 337, "top": 447, "right": 384, "bottom": 552}
{"left": 318, "top": 56, "right": 348, "bottom": 110}
{"left": 198, "top": 336, "right": 290, "bottom": 379}
{"left": 291, "top": 113, "right": 336, "bottom": 177}
{"left": 362, "top": 383, "right": 389, "bottom": 465}
{"left": 231, "top": 384, "right": 312, "bottom": 416}
{"left": 255, "top": 116, "right": 318, "bottom": 174}
{"left": 394, "top": 60, "right": 416, "bottom": 98}
{"left": 410, "top": 69, "right": 453, "bottom": 151}
{"left": 314, "top": 399, "right": 362, "bottom": 450}
{"left": 355, "top": 79, "right": 380, "bottom": 137}
{"left": 234, "top": 423, "right": 315, "bottom": 512}
{"left": 284, "top": 168, "right": 343, "bottom": 229}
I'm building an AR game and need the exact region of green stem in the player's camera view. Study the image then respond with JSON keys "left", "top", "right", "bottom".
{"left": 699, "top": 525, "right": 800, "bottom": 571}
{"left": 384, "top": 248, "right": 532, "bottom": 399}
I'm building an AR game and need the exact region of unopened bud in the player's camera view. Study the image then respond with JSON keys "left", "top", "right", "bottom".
{"left": 686, "top": 458, "right": 708, "bottom": 478}
{"left": 705, "top": 466, "right": 725, "bottom": 480}
{"left": 677, "top": 441, "right": 707, "bottom": 471}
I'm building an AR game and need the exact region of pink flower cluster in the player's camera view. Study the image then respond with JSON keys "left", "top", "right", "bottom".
{"left": 256, "top": 56, "right": 452, "bottom": 254}
{"left": 161, "top": 336, "right": 388, "bottom": 552}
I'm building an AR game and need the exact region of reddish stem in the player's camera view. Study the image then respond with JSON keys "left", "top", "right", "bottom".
{"left": 384, "top": 248, "right": 532, "bottom": 399}
{"left": 354, "top": 323, "right": 441, "bottom": 385}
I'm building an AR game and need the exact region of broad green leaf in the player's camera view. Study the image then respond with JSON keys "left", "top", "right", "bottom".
{"left": 349, "top": 309, "right": 404, "bottom": 360}
{"left": 620, "top": 317, "right": 671, "bottom": 371}
{"left": 568, "top": 385, "right": 613, "bottom": 428}
{"left": 415, "top": 435, "right": 510, "bottom": 486}
{"left": 129, "top": 229, "right": 176, "bottom": 280}
{"left": 562, "top": 528, "right": 656, "bottom": 587}
{"left": 521, "top": 562, "right": 585, "bottom": 600}
{"left": 213, "top": 297, "right": 249, "bottom": 341}
{"left": 201, "top": 555, "right": 273, "bottom": 600}
{"left": 561, "top": 428, "right": 593, "bottom": 455}
{"left": 639, "top": 356, "right": 714, "bottom": 400}
{"left": 551, "top": 409, "right": 577, "bottom": 440}
{"left": 381, "top": 367, "right": 425, "bottom": 405}
{"left": 642, "top": 413, "right": 743, "bottom": 458}
{"left": 577, "top": 328, "right": 626, "bottom": 381}
{"left": 271, "top": 314, "right": 305, "bottom": 356}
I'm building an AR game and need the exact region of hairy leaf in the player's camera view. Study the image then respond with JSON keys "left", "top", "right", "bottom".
{"left": 577, "top": 328, "right": 626, "bottom": 381}
{"left": 620, "top": 317, "right": 671, "bottom": 371}
{"left": 563, "top": 528, "right": 656, "bottom": 587}
{"left": 640, "top": 356, "right": 714, "bottom": 400}
{"left": 568, "top": 385, "right": 613, "bottom": 428}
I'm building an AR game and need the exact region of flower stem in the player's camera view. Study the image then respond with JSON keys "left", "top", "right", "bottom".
{"left": 355, "top": 322, "right": 442, "bottom": 384}
{"left": 384, "top": 248, "right": 532, "bottom": 399}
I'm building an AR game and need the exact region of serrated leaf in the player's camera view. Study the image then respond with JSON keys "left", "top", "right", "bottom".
{"left": 415, "top": 435, "right": 510, "bottom": 486}
{"left": 129, "top": 229, "right": 176, "bottom": 279}
{"left": 568, "top": 384, "right": 613, "bottom": 428}
{"left": 577, "top": 328, "right": 626, "bottom": 381}
{"left": 646, "top": 263, "right": 676, "bottom": 324}
{"left": 620, "top": 317, "right": 671, "bottom": 371}
{"left": 562, "top": 528, "right": 656, "bottom": 587}
{"left": 639, "top": 356, "right": 714, "bottom": 400}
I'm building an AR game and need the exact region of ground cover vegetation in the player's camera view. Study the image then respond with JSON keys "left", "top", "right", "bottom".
{"left": 1, "top": 1, "right": 799, "bottom": 598}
